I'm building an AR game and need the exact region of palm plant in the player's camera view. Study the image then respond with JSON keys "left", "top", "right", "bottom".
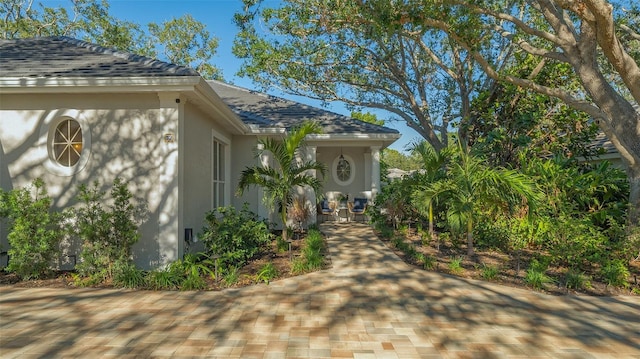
{"left": 410, "top": 141, "right": 451, "bottom": 237}
{"left": 237, "top": 121, "right": 326, "bottom": 242}
{"left": 417, "top": 143, "right": 543, "bottom": 256}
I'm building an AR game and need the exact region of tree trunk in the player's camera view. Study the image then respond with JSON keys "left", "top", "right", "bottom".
{"left": 467, "top": 218, "right": 474, "bottom": 257}
{"left": 628, "top": 165, "right": 640, "bottom": 227}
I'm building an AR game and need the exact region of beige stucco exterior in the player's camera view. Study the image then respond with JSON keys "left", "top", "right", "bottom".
{"left": 0, "top": 83, "right": 245, "bottom": 269}
{"left": 0, "top": 80, "right": 397, "bottom": 269}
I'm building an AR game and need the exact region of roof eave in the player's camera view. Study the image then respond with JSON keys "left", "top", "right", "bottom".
{"left": 194, "top": 79, "right": 249, "bottom": 135}
{"left": 0, "top": 76, "right": 202, "bottom": 93}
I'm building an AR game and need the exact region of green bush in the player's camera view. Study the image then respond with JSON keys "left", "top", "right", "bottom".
{"left": 112, "top": 260, "right": 146, "bottom": 288}
{"left": 73, "top": 179, "right": 145, "bottom": 279}
{"left": 2, "top": 179, "right": 63, "bottom": 279}
{"left": 524, "top": 259, "right": 553, "bottom": 290}
{"left": 600, "top": 259, "right": 629, "bottom": 288}
{"left": 147, "top": 267, "right": 183, "bottom": 290}
{"left": 291, "top": 229, "right": 325, "bottom": 274}
{"left": 480, "top": 264, "right": 499, "bottom": 280}
{"left": 448, "top": 256, "right": 464, "bottom": 274}
{"left": 564, "top": 269, "right": 591, "bottom": 290}
{"left": 255, "top": 262, "right": 278, "bottom": 284}
{"left": 200, "top": 204, "right": 272, "bottom": 268}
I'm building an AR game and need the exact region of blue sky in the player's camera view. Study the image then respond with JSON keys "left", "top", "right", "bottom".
{"left": 105, "top": 0, "right": 422, "bottom": 152}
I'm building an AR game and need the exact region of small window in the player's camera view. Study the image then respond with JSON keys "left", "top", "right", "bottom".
{"left": 39, "top": 109, "right": 91, "bottom": 177}
{"left": 53, "top": 119, "right": 83, "bottom": 167}
{"left": 332, "top": 154, "right": 355, "bottom": 186}
{"left": 336, "top": 156, "right": 351, "bottom": 182}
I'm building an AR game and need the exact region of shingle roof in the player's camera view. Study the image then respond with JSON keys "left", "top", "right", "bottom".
{"left": 208, "top": 80, "right": 400, "bottom": 135}
{"left": 0, "top": 36, "right": 199, "bottom": 78}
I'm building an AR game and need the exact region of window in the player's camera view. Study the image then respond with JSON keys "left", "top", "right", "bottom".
{"left": 212, "top": 138, "right": 226, "bottom": 208}
{"left": 53, "top": 119, "right": 83, "bottom": 167}
{"left": 336, "top": 156, "right": 351, "bottom": 182}
{"left": 39, "top": 109, "right": 91, "bottom": 176}
{"left": 332, "top": 154, "right": 355, "bottom": 186}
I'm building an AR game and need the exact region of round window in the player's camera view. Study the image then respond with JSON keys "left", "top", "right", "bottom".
{"left": 53, "top": 119, "right": 83, "bottom": 167}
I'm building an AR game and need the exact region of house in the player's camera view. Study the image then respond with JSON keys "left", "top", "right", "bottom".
{"left": 0, "top": 36, "right": 400, "bottom": 269}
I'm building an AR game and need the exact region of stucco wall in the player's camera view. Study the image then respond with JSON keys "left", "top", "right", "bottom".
{"left": 317, "top": 147, "right": 368, "bottom": 199}
{"left": 0, "top": 92, "right": 177, "bottom": 269}
{"left": 182, "top": 102, "right": 233, "bottom": 247}
{"left": 230, "top": 135, "right": 268, "bottom": 219}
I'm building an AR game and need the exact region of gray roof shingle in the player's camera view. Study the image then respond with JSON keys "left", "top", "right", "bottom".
{"left": 208, "top": 80, "right": 399, "bottom": 135}
{"left": 0, "top": 36, "right": 199, "bottom": 78}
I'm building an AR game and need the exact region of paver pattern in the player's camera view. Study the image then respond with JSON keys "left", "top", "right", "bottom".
{"left": 1, "top": 223, "right": 639, "bottom": 358}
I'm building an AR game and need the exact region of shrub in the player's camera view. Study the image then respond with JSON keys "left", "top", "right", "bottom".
{"left": 524, "top": 259, "right": 553, "bottom": 290}
{"left": 255, "top": 262, "right": 278, "bottom": 284}
{"left": 2, "top": 179, "right": 63, "bottom": 279}
{"left": 291, "top": 229, "right": 325, "bottom": 274}
{"left": 600, "top": 259, "right": 629, "bottom": 288}
{"left": 480, "top": 264, "right": 499, "bottom": 280}
{"left": 564, "top": 269, "right": 591, "bottom": 290}
{"left": 112, "top": 260, "right": 146, "bottom": 288}
{"left": 200, "top": 204, "right": 272, "bottom": 268}
{"left": 147, "top": 267, "right": 183, "bottom": 290}
{"left": 448, "top": 256, "right": 464, "bottom": 275}
{"left": 73, "top": 179, "right": 145, "bottom": 279}
{"left": 222, "top": 266, "right": 239, "bottom": 287}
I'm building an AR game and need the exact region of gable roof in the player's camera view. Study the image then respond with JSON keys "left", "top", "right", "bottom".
{"left": 208, "top": 80, "right": 400, "bottom": 136}
{"left": 0, "top": 36, "right": 198, "bottom": 78}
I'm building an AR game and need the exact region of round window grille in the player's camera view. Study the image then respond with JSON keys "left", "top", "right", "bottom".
{"left": 53, "top": 119, "right": 83, "bottom": 167}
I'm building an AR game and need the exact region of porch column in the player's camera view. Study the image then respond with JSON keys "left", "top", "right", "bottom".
{"left": 305, "top": 145, "right": 318, "bottom": 225}
{"left": 156, "top": 92, "right": 183, "bottom": 267}
{"left": 371, "top": 146, "right": 381, "bottom": 200}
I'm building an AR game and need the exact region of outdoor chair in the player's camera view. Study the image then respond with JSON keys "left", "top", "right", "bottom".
{"left": 318, "top": 199, "right": 336, "bottom": 222}
{"left": 348, "top": 197, "right": 368, "bottom": 223}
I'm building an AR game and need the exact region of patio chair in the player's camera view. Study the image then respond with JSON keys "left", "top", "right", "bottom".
{"left": 317, "top": 199, "right": 336, "bottom": 222}
{"left": 348, "top": 197, "right": 368, "bottom": 223}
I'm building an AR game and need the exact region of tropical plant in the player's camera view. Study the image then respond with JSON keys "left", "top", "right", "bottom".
{"left": 237, "top": 121, "right": 326, "bottom": 242}
{"left": 410, "top": 141, "right": 451, "bottom": 237}
{"left": 255, "top": 262, "right": 278, "bottom": 284}
{"left": 200, "top": 205, "right": 272, "bottom": 268}
{"left": 2, "top": 179, "right": 63, "bottom": 279}
{"left": 419, "top": 144, "right": 543, "bottom": 256}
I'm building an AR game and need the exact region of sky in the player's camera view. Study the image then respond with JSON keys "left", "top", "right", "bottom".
{"left": 103, "top": 0, "right": 422, "bottom": 152}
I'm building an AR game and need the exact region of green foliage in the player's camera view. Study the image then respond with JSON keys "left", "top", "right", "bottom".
{"left": 147, "top": 266, "right": 183, "bottom": 290}
{"left": 222, "top": 266, "right": 239, "bottom": 287}
{"left": 292, "top": 229, "right": 325, "bottom": 273}
{"left": 255, "top": 262, "right": 278, "bottom": 284}
{"left": 148, "top": 14, "right": 222, "bottom": 79}
{"left": 564, "top": 270, "right": 591, "bottom": 291}
{"left": 112, "top": 260, "right": 146, "bottom": 289}
{"left": 73, "top": 179, "right": 144, "bottom": 279}
{"left": 448, "top": 256, "right": 464, "bottom": 274}
{"left": 236, "top": 121, "right": 326, "bottom": 243}
{"left": 600, "top": 260, "right": 630, "bottom": 288}
{"left": 200, "top": 204, "right": 272, "bottom": 268}
{"left": 480, "top": 264, "right": 499, "bottom": 280}
{"left": 350, "top": 111, "right": 385, "bottom": 126}
{"left": 276, "top": 236, "right": 289, "bottom": 253}
{"left": 2, "top": 179, "right": 62, "bottom": 280}
{"left": 419, "top": 253, "right": 436, "bottom": 270}
{"left": 525, "top": 258, "right": 553, "bottom": 290}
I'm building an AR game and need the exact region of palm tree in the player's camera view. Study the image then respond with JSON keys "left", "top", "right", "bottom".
{"left": 237, "top": 121, "right": 327, "bottom": 242}
{"left": 410, "top": 141, "right": 451, "bottom": 238}
{"left": 417, "top": 143, "right": 542, "bottom": 257}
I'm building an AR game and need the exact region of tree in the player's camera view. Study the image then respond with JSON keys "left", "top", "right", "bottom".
{"left": 410, "top": 141, "right": 451, "bottom": 237}
{"left": 417, "top": 144, "right": 542, "bottom": 256}
{"left": 350, "top": 111, "right": 385, "bottom": 126}
{"left": 237, "top": 121, "right": 327, "bottom": 242}
{"left": 233, "top": 0, "right": 502, "bottom": 150}
{"left": 1, "top": 0, "right": 223, "bottom": 79}
{"left": 234, "top": 0, "right": 640, "bottom": 226}
{"left": 148, "top": 14, "right": 222, "bottom": 80}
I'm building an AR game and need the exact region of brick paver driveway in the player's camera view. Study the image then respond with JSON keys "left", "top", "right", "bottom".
{"left": 1, "top": 223, "right": 639, "bottom": 358}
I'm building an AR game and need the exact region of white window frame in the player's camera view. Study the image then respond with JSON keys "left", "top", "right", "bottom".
{"left": 39, "top": 109, "right": 91, "bottom": 176}
{"left": 212, "top": 133, "right": 229, "bottom": 209}
{"left": 332, "top": 154, "right": 355, "bottom": 186}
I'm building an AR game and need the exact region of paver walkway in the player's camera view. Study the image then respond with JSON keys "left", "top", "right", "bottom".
{"left": 1, "top": 223, "right": 639, "bottom": 358}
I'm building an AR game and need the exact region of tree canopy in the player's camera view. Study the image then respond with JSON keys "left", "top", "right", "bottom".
{"left": 235, "top": 0, "right": 640, "bottom": 225}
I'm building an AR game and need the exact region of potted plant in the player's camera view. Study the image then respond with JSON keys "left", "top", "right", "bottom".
{"left": 337, "top": 193, "right": 349, "bottom": 208}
